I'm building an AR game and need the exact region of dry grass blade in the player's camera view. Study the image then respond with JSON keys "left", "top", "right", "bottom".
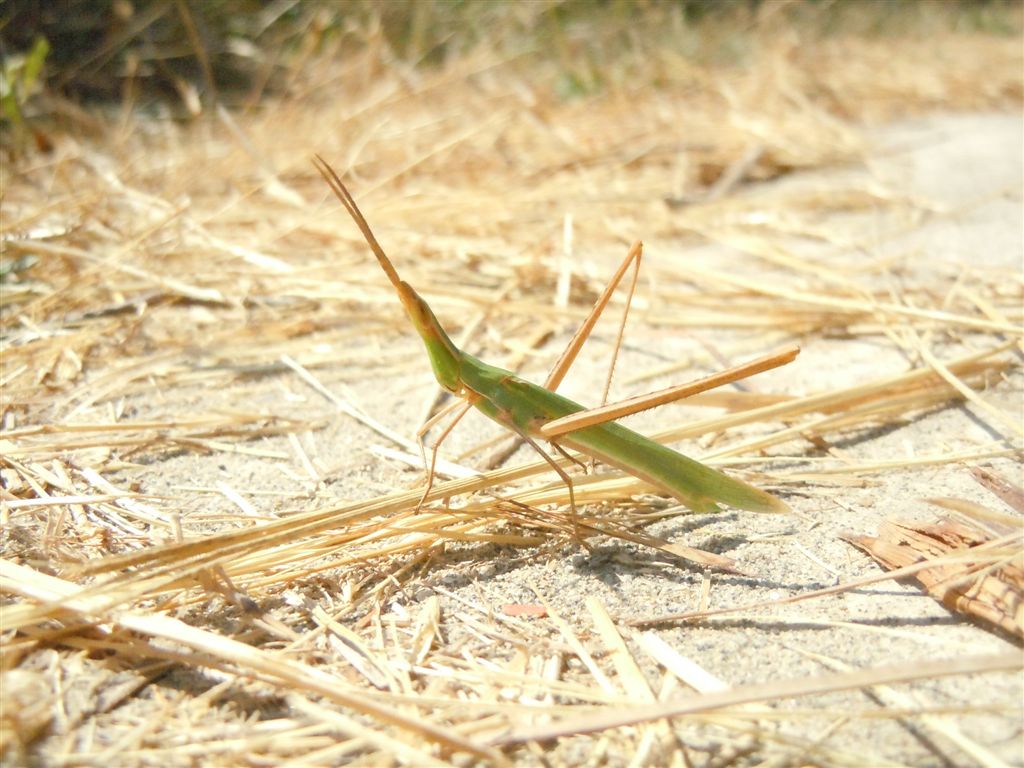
{"left": 2, "top": 9, "right": 1021, "bottom": 766}
{"left": 626, "top": 536, "right": 1023, "bottom": 627}
{"left": 490, "top": 652, "right": 1022, "bottom": 746}
{"left": 0, "top": 560, "right": 508, "bottom": 765}
{"left": 791, "top": 648, "right": 1014, "bottom": 768}
{"left": 972, "top": 467, "right": 1024, "bottom": 514}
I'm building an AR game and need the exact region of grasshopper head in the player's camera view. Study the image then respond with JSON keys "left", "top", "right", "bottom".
{"left": 397, "top": 282, "right": 462, "bottom": 394}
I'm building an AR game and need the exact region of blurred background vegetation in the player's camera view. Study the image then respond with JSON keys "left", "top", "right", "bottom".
{"left": 1, "top": 0, "right": 1019, "bottom": 135}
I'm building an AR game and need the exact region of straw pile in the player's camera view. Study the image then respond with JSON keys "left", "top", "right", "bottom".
{"left": 2, "top": 5, "right": 1022, "bottom": 766}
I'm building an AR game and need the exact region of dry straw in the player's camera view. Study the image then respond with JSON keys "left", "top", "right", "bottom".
{"left": 2, "top": 8, "right": 1022, "bottom": 766}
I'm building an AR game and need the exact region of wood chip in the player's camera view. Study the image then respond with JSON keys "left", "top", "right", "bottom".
{"left": 844, "top": 518, "right": 1023, "bottom": 640}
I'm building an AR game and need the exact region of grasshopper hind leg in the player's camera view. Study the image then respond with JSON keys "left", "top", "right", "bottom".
{"left": 518, "top": 432, "right": 593, "bottom": 551}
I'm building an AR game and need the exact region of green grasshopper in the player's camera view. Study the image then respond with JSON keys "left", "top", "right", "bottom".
{"left": 314, "top": 156, "right": 795, "bottom": 542}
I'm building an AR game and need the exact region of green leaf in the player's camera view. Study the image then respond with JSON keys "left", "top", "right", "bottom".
{"left": 22, "top": 37, "right": 50, "bottom": 92}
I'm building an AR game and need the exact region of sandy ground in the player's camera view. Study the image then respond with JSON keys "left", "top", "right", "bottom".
{"left": 3, "top": 96, "right": 1022, "bottom": 765}
{"left": 393, "top": 111, "right": 1023, "bottom": 764}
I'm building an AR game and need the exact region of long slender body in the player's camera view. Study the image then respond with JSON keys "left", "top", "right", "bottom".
{"left": 459, "top": 344, "right": 786, "bottom": 514}
{"left": 313, "top": 155, "right": 788, "bottom": 521}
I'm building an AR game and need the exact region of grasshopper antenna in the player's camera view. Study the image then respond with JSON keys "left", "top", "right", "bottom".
{"left": 313, "top": 154, "right": 403, "bottom": 291}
